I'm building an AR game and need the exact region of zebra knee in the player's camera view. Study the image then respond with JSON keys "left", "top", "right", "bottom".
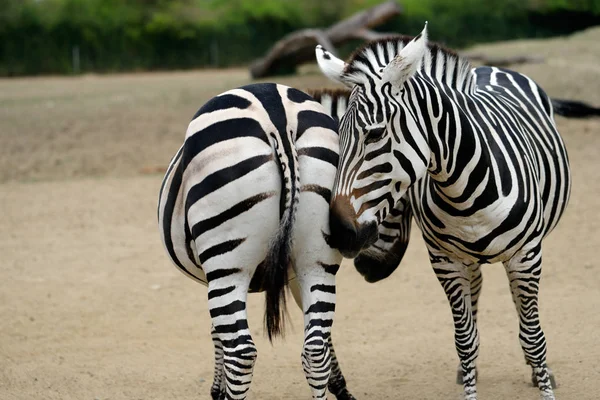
{"left": 302, "top": 337, "right": 331, "bottom": 372}
{"left": 232, "top": 339, "right": 258, "bottom": 365}
{"left": 222, "top": 337, "right": 258, "bottom": 380}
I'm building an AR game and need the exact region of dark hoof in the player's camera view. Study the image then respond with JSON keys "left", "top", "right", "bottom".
{"left": 211, "top": 388, "right": 226, "bottom": 400}
{"left": 333, "top": 388, "right": 357, "bottom": 400}
{"left": 531, "top": 367, "right": 558, "bottom": 389}
{"left": 456, "top": 365, "right": 478, "bottom": 385}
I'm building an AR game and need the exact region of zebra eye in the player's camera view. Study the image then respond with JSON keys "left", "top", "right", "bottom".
{"left": 365, "top": 127, "right": 386, "bottom": 144}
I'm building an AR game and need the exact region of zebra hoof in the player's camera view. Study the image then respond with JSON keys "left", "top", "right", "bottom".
{"left": 531, "top": 367, "right": 557, "bottom": 389}
{"left": 210, "top": 388, "right": 226, "bottom": 400}
{"left": 333, "top": 389, "right": 357, "bottom": 400}
{"left": 456, "top": 364, "right": 478, "bottom": 385}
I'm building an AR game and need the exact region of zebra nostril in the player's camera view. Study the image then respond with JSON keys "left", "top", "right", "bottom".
{"left": 329, "top": 206, "right": 356, "bottom": 242}
{"left": 329, "top": 198, "right": 359, "bottom": 252}
{"left": 339, "top": 217, "right": 357, "bottom": 241}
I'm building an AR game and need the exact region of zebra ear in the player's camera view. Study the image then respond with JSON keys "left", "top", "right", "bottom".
{"left": 315, "top": 45, "right": 352, "bottom": 88}
{"left": 382, "top": 22, "right": 429, "bottom": 88}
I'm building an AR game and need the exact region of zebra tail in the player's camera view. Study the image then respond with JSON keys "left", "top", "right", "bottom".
{"left": 551, "top": 98, "right": 600, "bottom": 118}
{"left": 263, "top": 133, "right": 299, "bottom": 342}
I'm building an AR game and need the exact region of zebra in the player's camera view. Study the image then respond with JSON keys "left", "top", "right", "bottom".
{"left": 158, "top": 83, "right": 356, "bottom": 400}
{"left": 309, "top": 86, "right": 596, "bottom": 384}
{"left": 313, "top": 23, "right": 597, "bottom": 400}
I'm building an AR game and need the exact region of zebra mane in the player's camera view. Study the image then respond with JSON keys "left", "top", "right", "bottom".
{"left": 307, "top": 88, "right": 351, "bottom": 102}
{"left": 307, "top": 88, "right": 351, "bottom": 122}
{"left": 344, "top": 35, "right": 475, "bottom": 93}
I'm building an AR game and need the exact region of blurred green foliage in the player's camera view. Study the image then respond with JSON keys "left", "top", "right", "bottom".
{"left": 0, "top": 0, "right": 599, "bottom": 76}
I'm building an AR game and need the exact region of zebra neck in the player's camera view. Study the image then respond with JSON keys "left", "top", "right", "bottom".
{"left": 416, "top": 82, "right": 495, "bottom": 200}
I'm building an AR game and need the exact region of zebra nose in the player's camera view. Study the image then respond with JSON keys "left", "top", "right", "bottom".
{"left": 330, "top": 209, "right": 357, "bottom": 241}
{"left": 329, "top": 198, "right": 360, "bottom": 257}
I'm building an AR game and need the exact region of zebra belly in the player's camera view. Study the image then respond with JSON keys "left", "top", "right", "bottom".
{"left": 409, "top": 182, "right": 544, "bottom": 264}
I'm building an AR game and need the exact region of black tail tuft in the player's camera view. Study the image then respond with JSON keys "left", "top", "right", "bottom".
{"left": 551, "top": 98, "right": 600, "bottom": 118}
{"left": 262, "top": 210, "right": 293, "bottom": 342}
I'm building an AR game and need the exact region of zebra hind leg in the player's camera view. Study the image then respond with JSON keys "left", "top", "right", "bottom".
{"left": 432, "top": 256, "right": 480, "bottom": 400}
{"left": 299, "top": 268, "right": 338, "bottom": 400}
{"left": 290, "top": 273, "right": 354, "bottom": 400}
{"left": 207, "top": 271, "right": 257, "bottom": 400}
{"left": 210, "top": 325, "right": 226, "bottom": 400}
{"left": 456, "top": 263, "right": 483, "bottom": 385}
{"left": 504, "top": 243, "right": 556, "bottom": 400}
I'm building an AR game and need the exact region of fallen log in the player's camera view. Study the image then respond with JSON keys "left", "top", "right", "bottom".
{"left": 249, "top": 1, "right": 402, "bottom": 79}
{"left": 461, "top": 52, "right": 545, "bottom": 67}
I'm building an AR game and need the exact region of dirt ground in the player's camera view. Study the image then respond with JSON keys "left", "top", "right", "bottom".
{"left": 1, "top": 29, "right": 600, "bottom": 400}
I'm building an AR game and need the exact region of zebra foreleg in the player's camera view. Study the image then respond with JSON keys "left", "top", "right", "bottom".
{"left": 210, "top": 325, "right": 226, "bottom": 400}
{"left": 456, "top": 263, "right": 483, "bottom": 385}
{"left": 432, "top": 256, "right": 480, "bottom": 400}
{"left": 206, "top": 272, "right": 257, "bottom": 400}
{"left": 504, "top": 243, "right": 556, "bottom": 400}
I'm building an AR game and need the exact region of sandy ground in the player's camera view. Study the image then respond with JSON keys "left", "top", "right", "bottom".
{"left": 1, "top": 29, "right": 600, "bottom": 400}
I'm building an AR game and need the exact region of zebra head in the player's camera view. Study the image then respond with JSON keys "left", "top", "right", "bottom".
{"left": 316, "top": 23, "right": 430, "bottom": 257}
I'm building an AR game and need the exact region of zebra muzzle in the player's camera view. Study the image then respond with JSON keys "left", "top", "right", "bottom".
{"left": 329, "top": 198, "right": 378, "bottom": 258}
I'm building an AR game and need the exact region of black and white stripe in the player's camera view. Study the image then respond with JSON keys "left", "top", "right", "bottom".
{"left": 309, "top": 88, "right": 415, "bottom": 283}
{"left": 158, "top": 83, "right": 353, "bottom": 400}
{"left": 315, "top": 23, "right": 588, "bottom": 400}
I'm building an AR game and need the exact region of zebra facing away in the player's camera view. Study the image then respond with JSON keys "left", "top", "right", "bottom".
{"left": 158, "top": 82, "right": 362, "bottom": 400}
{"left": 316, "top": 23, "right": 576, "bottom": 400}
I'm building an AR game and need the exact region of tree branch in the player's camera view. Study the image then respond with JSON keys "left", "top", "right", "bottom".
{"left": 249, "top": 1, "right": 403, "bottom": 78}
